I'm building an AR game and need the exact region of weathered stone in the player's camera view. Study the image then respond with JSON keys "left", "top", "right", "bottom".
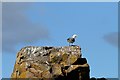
{"left": 52, "top": 64, "right": 62, "bottom": 76}
{"left": 11, "top": 45, "right": 90, "bottom": 80}
{"left": 19, "top": 71, "right": 34, "bottom": 78}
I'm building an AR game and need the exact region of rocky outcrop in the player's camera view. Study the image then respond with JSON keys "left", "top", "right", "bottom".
{"left": 11, "top": 45, "right": 90, "bottom": 80}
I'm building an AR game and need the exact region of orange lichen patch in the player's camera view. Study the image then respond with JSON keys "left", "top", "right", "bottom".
{"left": 41, "top": 70, "right": 52, "bottom": 78}
{"left": 11, "top": 72, "right": 17, "bottom": 78}
{"left": 19, "top": 62, "right": 28, "bottom": 72}
{"left": 67, "top": 55, "right": 78, "bottom": 65}
{"left": 19, "top": 71, "right": 34, "bottom": 78}
{"left": 62, "top": 54, "right": 69, "bottom": 61}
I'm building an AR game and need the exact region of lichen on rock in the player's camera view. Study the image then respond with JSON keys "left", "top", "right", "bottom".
{"left": 11, "top": 45, "right": 90, "bottom": 80}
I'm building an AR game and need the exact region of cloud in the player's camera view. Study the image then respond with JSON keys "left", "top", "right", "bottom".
{"left": 2, "top": 3, "right": 49, "bottom": 53}
{"left": 103, "top": 32, "right": 118, "bottom": 47}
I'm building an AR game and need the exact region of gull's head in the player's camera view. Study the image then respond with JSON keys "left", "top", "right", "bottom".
{"left": 72, "top": 34, "right": 77, "bottom": 38}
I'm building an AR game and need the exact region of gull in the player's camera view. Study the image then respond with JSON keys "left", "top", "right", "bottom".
{"left": 67, "top": 34, "right": 77, "bottom": 46}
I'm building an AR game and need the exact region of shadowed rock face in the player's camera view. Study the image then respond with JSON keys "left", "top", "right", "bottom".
{"left": 11, "top": 45, "right": 90, "bottom": 80}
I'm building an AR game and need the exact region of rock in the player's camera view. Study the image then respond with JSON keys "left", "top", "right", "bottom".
{"left": 19, "top": 71, "right": 34, "bottom": 78}
{"left": 11, "top": 45, "right": 90, "bottom": 80}
{"left": 52, "top": 64, "right": 62, "bottom": 76}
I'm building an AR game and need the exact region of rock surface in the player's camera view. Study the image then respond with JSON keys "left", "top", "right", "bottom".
{"left": 11, "top": 45, "right": 90, "bottom": 80}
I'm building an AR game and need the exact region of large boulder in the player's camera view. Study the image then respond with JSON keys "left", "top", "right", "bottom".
{"left": 11, "top": 45, "right": 90, "bottom": 80}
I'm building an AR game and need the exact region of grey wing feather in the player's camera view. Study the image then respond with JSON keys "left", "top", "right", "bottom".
{"left": 67, "top": 38, "right": 75, "bottom": 43}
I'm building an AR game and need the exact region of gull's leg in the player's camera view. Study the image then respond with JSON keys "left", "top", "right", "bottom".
{"left": 72, "top": 43, "right": 74, "bottom": 45}
{"left": 69, "top": 43, "right": 71, "bottom": 46}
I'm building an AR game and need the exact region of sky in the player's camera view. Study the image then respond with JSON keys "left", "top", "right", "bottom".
{"left": 2, "top": 2, "right": 118, "bottom": 78}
